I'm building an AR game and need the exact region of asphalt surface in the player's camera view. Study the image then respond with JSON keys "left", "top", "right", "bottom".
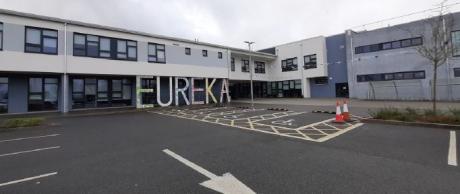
{"left": 0, "top": 105, "right": 459, "bottom": 194}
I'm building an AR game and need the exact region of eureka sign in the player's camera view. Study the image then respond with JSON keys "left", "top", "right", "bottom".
{"left": 136, "top": 76, "right": 231, "bottom": 108}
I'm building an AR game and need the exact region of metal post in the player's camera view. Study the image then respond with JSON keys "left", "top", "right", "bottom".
{"left": 244, "top": 41, "right": 255, "bottom": 109}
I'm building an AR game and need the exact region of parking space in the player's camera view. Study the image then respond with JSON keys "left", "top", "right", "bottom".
{"left": 151, "top": 106, "right": 364, "bottom": 142}
{"left": 0, "top": 132, "right": 61, "bottom": 189}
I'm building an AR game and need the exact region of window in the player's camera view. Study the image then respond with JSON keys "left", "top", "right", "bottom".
{"left": 73, "top": 33, "right": 137, "bottom": 61}
{"left": 218, "top": 52, "right": 223, "bottom": 59}
{"left": 357, "top": 71, "right": 425, "bottom": 82}
{"left": 185, "top": 47, "right": 191, "bottom": 55}
{"left": 25, "top": 27, "right": 58, "bottom": 54}
{"left": 231, "top": 57, "right": 235, "bottom": 72}
{"left": 242, "top": 59, "right": 250, "bottom": 72}
{"left": 314, "top": 77, "right": 328, "bottom": 85}
{"left": 148, "top": 43, "right": 166, "bottom": 63}
{"left": 452, "top": 31, "right": 460, "bottom": 56}
{"left": 202, "top": 50, "right": 208, "bottom": 57}
{"left": 354, "top": 37, "right": 423, "bottom": 54}
{"left": 28, "top": 77, "right": 59, "bottom": 111}
{"left": 255, "top": 61, "right": 266, "bottom": 74}
{"left": 0, "top": 22, "right": 3, "bottom": 51}
{"left": 0, "top": 77, "right": 8, "bottom": 113}
{"left": 281, "top": 57, "right": 298, "bottom": 72}
{"left": 454, "top": 68, "right": 460, "bottom": 77}
{"left": 304, "top": 54, "right": 317, "bottom": 69}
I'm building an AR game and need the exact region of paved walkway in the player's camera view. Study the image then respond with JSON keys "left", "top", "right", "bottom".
{"left": 233, "top": 98, "right": 460, "bottom": 110}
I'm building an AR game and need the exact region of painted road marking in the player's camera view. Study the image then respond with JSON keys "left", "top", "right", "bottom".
{"left": 0, "top": 172, "right": 58, "bottom": 187}
{"left": 0, "top": 146, "right": 60, "bottom": 157}
{"left": 163, "top": 149, "right": 255, "bottom": 194}
{"left": 152, "top": 107, "right": 363, "bottom": 143}
{"left": 0, "top": 134, "right": 60, "bottom": 143}
{"left": 448, "top": 131, "right": 457, "bottom": 166}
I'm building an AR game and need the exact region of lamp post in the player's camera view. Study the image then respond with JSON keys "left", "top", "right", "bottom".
{"left": 244, "top": 41, "right": 255, "bottom": 109}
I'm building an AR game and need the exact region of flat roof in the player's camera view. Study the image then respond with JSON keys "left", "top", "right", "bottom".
{"left": 0, "top": 8, "right": 276, "bottom": 59}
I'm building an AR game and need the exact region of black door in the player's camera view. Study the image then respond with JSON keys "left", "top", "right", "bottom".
{"left": 335, "top": 83, "right": 349, "bottom": 98}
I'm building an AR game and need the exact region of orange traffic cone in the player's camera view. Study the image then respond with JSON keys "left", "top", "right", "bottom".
{"left": 334, "top": 101, "right": 345, "bottom": 123}
{"left": 342, "top": 100, "right": 350, "bottom": 121}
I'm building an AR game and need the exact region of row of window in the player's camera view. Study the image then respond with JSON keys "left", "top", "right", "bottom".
{"left": 357, "top": 71, "right": 426, "bottom": 82}
{"left": 355, "top": 37, "right": 423, "bottom": 54}
{"left": 0, "top": 24, "right": 224, "bottom": 62}
{"left": 281, "top": 54, "right": 318, "bottom": 72}
{"left": 230, "top": 58, "right": 266, "bottom": 74}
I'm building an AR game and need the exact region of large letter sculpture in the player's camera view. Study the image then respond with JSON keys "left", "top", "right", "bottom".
{"left": 175, "top": 77, "right": 190, "bottom": 106}
{"left": 156, "top": 76, "right": 173, "bottom": 107}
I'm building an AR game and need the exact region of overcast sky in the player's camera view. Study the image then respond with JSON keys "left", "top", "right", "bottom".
{"left": 0, "top": 0, "right": 457, "bottom": 49}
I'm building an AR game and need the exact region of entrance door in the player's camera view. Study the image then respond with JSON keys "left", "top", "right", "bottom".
{"left": 335, "top": 83, "right": 349, "bottom": 98}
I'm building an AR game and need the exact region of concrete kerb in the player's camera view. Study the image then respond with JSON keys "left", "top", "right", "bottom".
{"left": 361, "top": 118, "right": 460, "bottom": 130}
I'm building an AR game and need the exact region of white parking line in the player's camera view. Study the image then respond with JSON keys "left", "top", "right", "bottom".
{"left": 0, "top": 172, "right": 58, "bottom": 187}
{"left": 0, "top": 146, "right": 60, "bottom": 157}
{"left": 0, "top": 134, "right": 60, "bottom": 143}
{"left": 448, "top": 131, "right": 457, "bottom": 166}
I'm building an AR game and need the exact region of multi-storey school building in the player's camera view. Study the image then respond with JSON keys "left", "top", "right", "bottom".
{"left": 0, "top": 8, "right": 459, "bottom": 114}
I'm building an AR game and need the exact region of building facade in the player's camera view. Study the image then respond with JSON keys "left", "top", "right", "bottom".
{"left": 346, "top": 13, "right": 460, "bottom": 101}
{"left": 1, "top": 9, "right": 459, "bottom": 114}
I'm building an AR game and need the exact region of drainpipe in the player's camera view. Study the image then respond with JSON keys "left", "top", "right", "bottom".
{"left": 62, "top": 22, "right": 69, "bottom": 113}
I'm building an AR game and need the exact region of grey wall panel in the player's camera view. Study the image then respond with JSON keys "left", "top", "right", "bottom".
{"left": 8, "top": 75, "right": 28, "bottom": 113}
{"left": 4, "top": 23, "right": 24, "bottom": 52}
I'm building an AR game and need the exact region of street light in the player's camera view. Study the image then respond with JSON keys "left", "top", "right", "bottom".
{"left": 244, "top": 41, "right": 255, "bottom": 109}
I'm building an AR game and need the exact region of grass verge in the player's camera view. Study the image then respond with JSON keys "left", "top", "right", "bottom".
{"left": 0, "top": 117, "right": 45, "bottom": 131}
{"left": 370, "top": 107, "right": 460, "bottom": 125}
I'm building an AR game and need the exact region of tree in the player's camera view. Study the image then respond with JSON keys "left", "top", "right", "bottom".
{"left": 416, "top": 2, "right": 455, "bottom": 113}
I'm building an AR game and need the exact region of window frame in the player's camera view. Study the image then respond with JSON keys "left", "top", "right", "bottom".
{"left": 185, "top": 47, "right": 191, "bottom": 55}
{"left": 452, "top": 31, "right": 460, "bottom": 57}
{"left": 242, "top": 59, "right": 250, "bottom": 73}
{"left": 202, "top": 50, "right": 208, "bottom": 57}
{"left": 24, "top": 26, "right": 58, "bottom": 55}
{"left": 304, "top": 54, "right": 317, "bottom": 69}
{"left": 231, "top": 57, "right": 235, "bottom": 72}
{"left": 218, "top": 52, "right": 223, "bottom": 59}
{"left": 254, "top": 61, "right": 266, "bottom": 74}
{"left": 281, "top": 57, "right": 298, "bottom": 72}
{"left": 0, "top": 22, "right": 3, "bottom": 51}
{"left": 148, "top": 43, "right": 166, "bottom": 63}
{"left": 454, "top": 68, "right": 460, "bottom": 77}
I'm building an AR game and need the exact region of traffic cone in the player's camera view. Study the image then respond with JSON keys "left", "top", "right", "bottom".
{"left": 334, "top": 101, "right": 345, "bottom": 123}
{"left": 342, "top": 100, "right": 350, "bottom": 121}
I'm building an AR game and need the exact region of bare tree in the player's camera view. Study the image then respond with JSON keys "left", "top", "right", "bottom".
{"left": 416, "top": 2, "right": 455, "bottom": 113}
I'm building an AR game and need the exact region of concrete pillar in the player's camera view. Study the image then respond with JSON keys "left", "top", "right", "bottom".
{"left": 302, "top": 78, "right": 311, "bottom": 98}
{"left": 61, "top": 74, "right": 69, "bottom": 113}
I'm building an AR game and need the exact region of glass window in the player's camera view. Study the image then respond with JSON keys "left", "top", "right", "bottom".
{"left": 401, "top": 39, "right": 411, "bottom": 47}
{"left": 242, "top": 60, "right": 250, "bottom": 72}
{"left": 202, "top": 50, "right": 208, "bottom": 57}
{"left": 185, "top": 47, "right": 191, "bottom": 55}
{"left": 73, "top": 79, "right": 84, "bottom": 93}
{"left": 123, "top": 85, "right": 132, "bottom": 100}
{"left": 26, "top": 28, "right": 41, "bottom": 45}
{"left": 44, "top": 83, "right": 58, "bottom": 102}
{"left": 29, "top": 78, "right": 43, "bottom": 93}
{"left": 452, "top": 31, "right": 460, "bottom": 56}
{"left": 382, "top": 42, "right": 392, "bottom": 50}
{"left": 112, "top": 80, "right": 122, "bottom": 91}
{"left": 231, "top": 58, "right": 235, "bottom": 71}
{"left": 98, "top": 80, "right": 108, "bottom": 92}
{"left": 304, "top": 54, "right": 317, "bottom": 69}
{"left": 411, "top": 37, "right": 423, "bottom": 46}
{"left": 454, "top": 68, "right": 460, "bottom": 77}
{"left": 85, "top": 79, "right": 96, "bottom": 95}
{"left": 384, "top": 73, "right": 394, "bottom": 80}
{"left": 117, "top": 40, "right": 127, "bottom": 59}
{"left": 391, "top": 41, "right": 401, "bottom": 49}
{"left": 148, "top": 43, "right": 165, "bottom": 63}
{"left": 74, "top": 34, "right": 86, "bottom": 56}
{"left": 414, "top": 71, "right": 425, "bottom": 79}
{"left": 0, "top": 77, "right": 8, "bottom": 113}
{"left": 128, "top": 47, "right": 137, "bottom": 58}
{"left": 26, "top": 27, "right": 58, "bottom": 54}
{"left": 99, "top": 37, "right": 111, "bottom": 58}
{"left": 218, "top": 52, "right": 223, "bottom": 59}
